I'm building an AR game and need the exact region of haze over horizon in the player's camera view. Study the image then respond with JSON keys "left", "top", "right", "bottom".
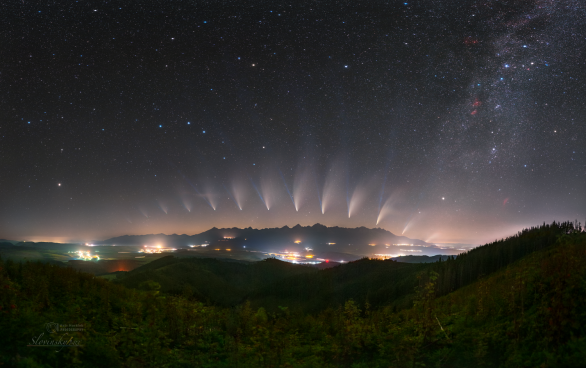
{"left": 1, "top": 1, "right": 584, "bottom": 245}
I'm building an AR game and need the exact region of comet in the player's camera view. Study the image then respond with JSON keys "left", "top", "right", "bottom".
{"left": 346, "top": 172, "right": 351, "bottom": 218}
{"left": 376, "top": 197, "right": 393, "bottom": 225}
{"left": 181, "top": 197, "right": 192, "bottom": 212}
{"left": 348, "top": 183, "right": 368, "bottom": 219}
{"left": 312, "top": 170, "right": 323, "bottom": 213}
{"left": 322, "top": 160, "right": 343, "bottom": 215}
{"left": 378, "top": 163, "right": 389, "bottom": 215}
{"left": 278, "top": 168, "right": 296, "bottom": 210}
{"left": 321, "top": 176, "right": 335, "bottom": 215}
{"left": 157, "top": 200, "right": 168, "bottom": 214}
{"left": 204, "top": 192, "right": 217, "bottom": 210}
{"left": 177, "top": 170, "right": 214, "bottom": 210}
{"left": 231, "top": 180, "right": 247, "bottom": 210}
{"left": 223, "top": 184, "right": 242, "bottom": 210}
{"left": 402, "top": 192, "right": 425, "bottom": 233}
{"left": 249, "top": 176, "right": 267, "bottom": 209}
{"left": 402, "top": 210, "right": 423, "bottom": 235}
{"left": 260, "top": 176, "right": 275, "bottom": 210}
{"left": 293, "top": 166, "right": 309, "bottom": 212}
{"left": 425, "top": 233, "right": 439, "bottom": 243}
{"left": 402, "top": 220, "right": 412, "bottom": 235}
{"left": 376, "top": 190, "right": 403, "bottom": 225}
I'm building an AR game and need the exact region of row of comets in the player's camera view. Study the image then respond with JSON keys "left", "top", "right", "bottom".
{"left": 133, "top": 166, "right": 434, "bottom": 236}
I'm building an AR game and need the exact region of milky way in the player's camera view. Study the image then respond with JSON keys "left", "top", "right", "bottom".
{"left": 0, "top": 0, "right": 584, "bottom": 244}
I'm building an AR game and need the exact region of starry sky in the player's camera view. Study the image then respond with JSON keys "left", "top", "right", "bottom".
{"left": 1, "top": 0, "right": 585, "bottom": 245}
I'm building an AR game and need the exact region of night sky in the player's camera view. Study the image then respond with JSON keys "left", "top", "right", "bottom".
{"left": 1, "top": 0, "right": 585, "bottom": 245}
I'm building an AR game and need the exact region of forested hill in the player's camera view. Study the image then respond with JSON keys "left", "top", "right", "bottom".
{"left": 392, "top": 255, "right": 450, "bottom": 263}
{"left": 1, "top": 221, "right": 584, "bottom": 367}
{"left": 114, "top": 221, "right": 581, "bottom": 313}
{"left": 115, "top": 257, "right": 316, "bottom": 306}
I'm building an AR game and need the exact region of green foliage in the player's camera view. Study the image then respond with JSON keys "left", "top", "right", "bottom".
{"left": 0, "top": 222, "right": 584, "bottom": 367}
{"left": 115, "top": 257, "right": 316, "bottom": 307}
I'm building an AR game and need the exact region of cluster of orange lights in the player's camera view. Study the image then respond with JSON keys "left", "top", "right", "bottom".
{"left": 139, "top": 245, "right": 177, "bottom": 254}
{"left": 75, "top": 250, "right": 99, "bottom": 261}
{"left": 371, "top": 254, "right": 397, "bottom": 260}
{"left": 265, "top": 250, "right": 320, "bottom": 263}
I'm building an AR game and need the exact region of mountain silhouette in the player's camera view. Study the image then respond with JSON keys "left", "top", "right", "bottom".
{"left": 101, "top": 224, "right": 433, "bottom": 256}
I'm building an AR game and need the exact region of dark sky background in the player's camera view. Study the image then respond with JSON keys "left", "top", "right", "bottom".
{"left": 1, "top": 0, "right": 585, "bottom": 246}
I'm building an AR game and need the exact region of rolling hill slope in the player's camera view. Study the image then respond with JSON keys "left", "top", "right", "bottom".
{"left": 115, "top": 221, "right": 576, "bottom": 313}
{"left": 1, "top": 221, "right": 584, "bottom": 367}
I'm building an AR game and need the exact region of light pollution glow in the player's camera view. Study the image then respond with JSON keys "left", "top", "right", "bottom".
{"left": 7, "top": 159, "right": 579, "bottom": 247}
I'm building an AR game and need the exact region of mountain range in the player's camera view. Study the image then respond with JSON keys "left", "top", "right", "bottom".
{"left": 101, "top": 223, "right": 439, "bottom": 256}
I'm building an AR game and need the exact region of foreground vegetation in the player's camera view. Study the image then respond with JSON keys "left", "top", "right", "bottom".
{"left": 1, "top": 221, "right": 584, "bottom": 367}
